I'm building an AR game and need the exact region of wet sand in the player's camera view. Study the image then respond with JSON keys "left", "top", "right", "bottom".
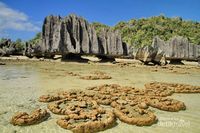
{"left": 0, "top": 58, "right": 200, "bottom": 133}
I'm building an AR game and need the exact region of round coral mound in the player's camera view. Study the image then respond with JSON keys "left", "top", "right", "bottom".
{"left": 48, "top": 99, "right": 99, "bottom": 115}
{"left": 111, "top": 100, "right": 157, "bottom": 126}
{"left": 38, "top": 94, "right": 61, "bottom": 102}
{"left": 10, "top": 109, "right": 49, "bottom": 126}
{"left": 57, "top": 108, "right": 116, "bottom": 133}
{"left": 146, "top": 97, "right": 186, "bottom": 112}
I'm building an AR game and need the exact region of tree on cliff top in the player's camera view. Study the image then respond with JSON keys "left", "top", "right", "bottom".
{"left": 91, "top": 22, "right": 109, "bottom": 35}
{"left": 91, "top": 15, "right": 200, "bottom": 48}
{"left": 113, "top": 15, "right": 200, "bottom": 47}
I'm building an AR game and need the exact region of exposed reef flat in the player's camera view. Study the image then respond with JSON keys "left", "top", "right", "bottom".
{"left": 10, "top": 82, "right": 200, "bottom": 132}
{"left": 1, "top": 59, "right": 200, "bottom": 133}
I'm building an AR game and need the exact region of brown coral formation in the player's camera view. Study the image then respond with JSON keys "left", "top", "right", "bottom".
{"left": 80, "top": 71, "right": 112, "bottom": 80}
{"left": 57, "top": 109, "right": 116, "bottom": 133}
{"left": 48, "top": 99, "right": 99, "bottom": 115}
{"left": 80, "top": 75, "right": 111, "bottom": 80}
{"left": 39, "top": 95, "right": 61, "bottom": 102}
{"left": 65, "top": 71, "right": 80, "bottom": 76}
{"left": 91, "top": 71, "right": 108, "bottom": 75}
{"left": 87, "top": 84, "right": 145, "bottom": 97}
{"left": 10, "top": 109, "right": 49, "bottom": 126}
{"left": 86, "top": 84, "right": 136, "bottom": 105}
{"left": 146, "top": 97, "right": 186, "bottom": 112}
{"left": 111, "top": 99, "right": 157, "bottom": 126}
{"left": 39, "top": 91, "right": 85, "bottom": 103}
{"left": 11, "top": 81, "right": 200, "bottom": 132}
{"left": 145, "top": 81, "right": 200, "bottom": 95}
{"left": 145, "top": 83, "right": 175, "bottom": 97}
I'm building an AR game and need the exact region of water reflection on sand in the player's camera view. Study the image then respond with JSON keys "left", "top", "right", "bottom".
{"left": 0, "top": 61, "right": 200, "bottom": 133}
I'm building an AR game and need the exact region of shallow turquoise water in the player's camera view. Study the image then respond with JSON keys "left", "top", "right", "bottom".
{"left": 0, "top": 61, "right": 200, "bottom": 133}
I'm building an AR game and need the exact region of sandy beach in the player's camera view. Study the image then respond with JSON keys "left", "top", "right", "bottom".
{"left": 0, "top": 57, "right": 200, "bottom": 133}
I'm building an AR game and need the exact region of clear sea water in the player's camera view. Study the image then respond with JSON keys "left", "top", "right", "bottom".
{"left": 0, "top": 61, "right": 200, "bottom": 133}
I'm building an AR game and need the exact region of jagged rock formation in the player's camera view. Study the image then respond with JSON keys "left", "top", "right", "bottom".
{"left": 24, "top": 42, "right": 43, "bottom": 58}
{"left": 153, "top": 36, "right": 200, "bottom": 62}
{"left": 0, "top": 39, "right": 24, "bottom": 56}
{"left": 24, "top": 43, "right": 31, "bottom": 57}
{"left": 0, "top": 39, "right": 14, "bottom": 56}
{"left": 40, "top": 14, "right": 130, "bottom": 59}
{"left": 135, "top": 45, "right": 166, "bottom": 65}
{"left": 135, "top": 36, "right": 200, "bottom": 64}
{"left": 135, "top": 46, "right": 156, "bottom": 64}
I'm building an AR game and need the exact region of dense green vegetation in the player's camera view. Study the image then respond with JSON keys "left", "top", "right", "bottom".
{"left": 0, "top": 32, "right": 41, "bottom": 52}
{"left": 14, "top": 39, "right": 24, "bottom": 51}
{"left": 91, "top": 22, "right": 109, "bottom": 35}
{"left": 0, "top": 38, "right": 6, "bottom": 43}
{"left": 92, "top": 15, "right": 200, "bottom": 48}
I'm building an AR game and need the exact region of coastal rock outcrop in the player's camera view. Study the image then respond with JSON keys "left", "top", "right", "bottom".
{"left": 135, "top": 45, "right": 166, "bottom": 65}
{"left": 153, "top": 36, "right": 200, "bottom": 62}
{"left": 24, "top": 42, "right": 43, "bottom": 58}
{"left": 135, "top": 36, "right": 200, "bottom": 64}
{"left": 0, "top": 39, "right": 24, "bottom": 56}
{"left": 0, "top": 39, "right": 15, "bottom": 56}
{"left": 41, "top": 14, "right": 130, "bottom": 59}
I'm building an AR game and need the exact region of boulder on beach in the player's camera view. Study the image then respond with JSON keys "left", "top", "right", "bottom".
{"left": 135, "top": 45, "right": 166, "bottom": 65}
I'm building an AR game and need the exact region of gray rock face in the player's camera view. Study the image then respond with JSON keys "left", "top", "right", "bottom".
{"left": 98, "top": 28, "right": 124, "bottom": 56}
{"left": 0, "top": 39, "right": 18, "bottom": 56}
{"left": 24, "top": 43, "right": 33, "bottom": 57}
{"left": 0, "top": 49, "right": 6, "bottom": 56}
{"left": 135, "top": 46, "right": 156, "bottom": 63}
{"left": 0, "top": 39, "right": 11, "bottom": 56}
{"left": 135, "top": 36, "right": 200, "bottom": 64}
{"left": 41, "top": 14, "right": 129, "bottom": 58}
{"left": 135, "top": 45, "right": 165, "bottom": 65}
{"left": 153, "top": 36, "right": 200, "bottom": 61}
{"left": 24, "top": 42, "right": 43, "bottom": 57}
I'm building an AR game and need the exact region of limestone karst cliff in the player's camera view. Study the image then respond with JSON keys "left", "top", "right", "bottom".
{"left": 135, "top": 36, "right": 200, "bottom": 65}
{"left": 41, "top": 14, "right": 129, "bottom": 58}
{"left": 24, "top": 14, "right": 200, "bottom": 63}
{"left": 153, "top": 36, "right": 200, "bottom": 61}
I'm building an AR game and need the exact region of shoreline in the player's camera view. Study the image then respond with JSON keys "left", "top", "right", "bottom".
{"left": 1, "top": 55, "right": 200, "bottom": 78}
{"left": 0, "top": 55, "right": 199, "bottom": 69}
{"left": 1, "top": 55, "right": 200, "bottom": 133}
